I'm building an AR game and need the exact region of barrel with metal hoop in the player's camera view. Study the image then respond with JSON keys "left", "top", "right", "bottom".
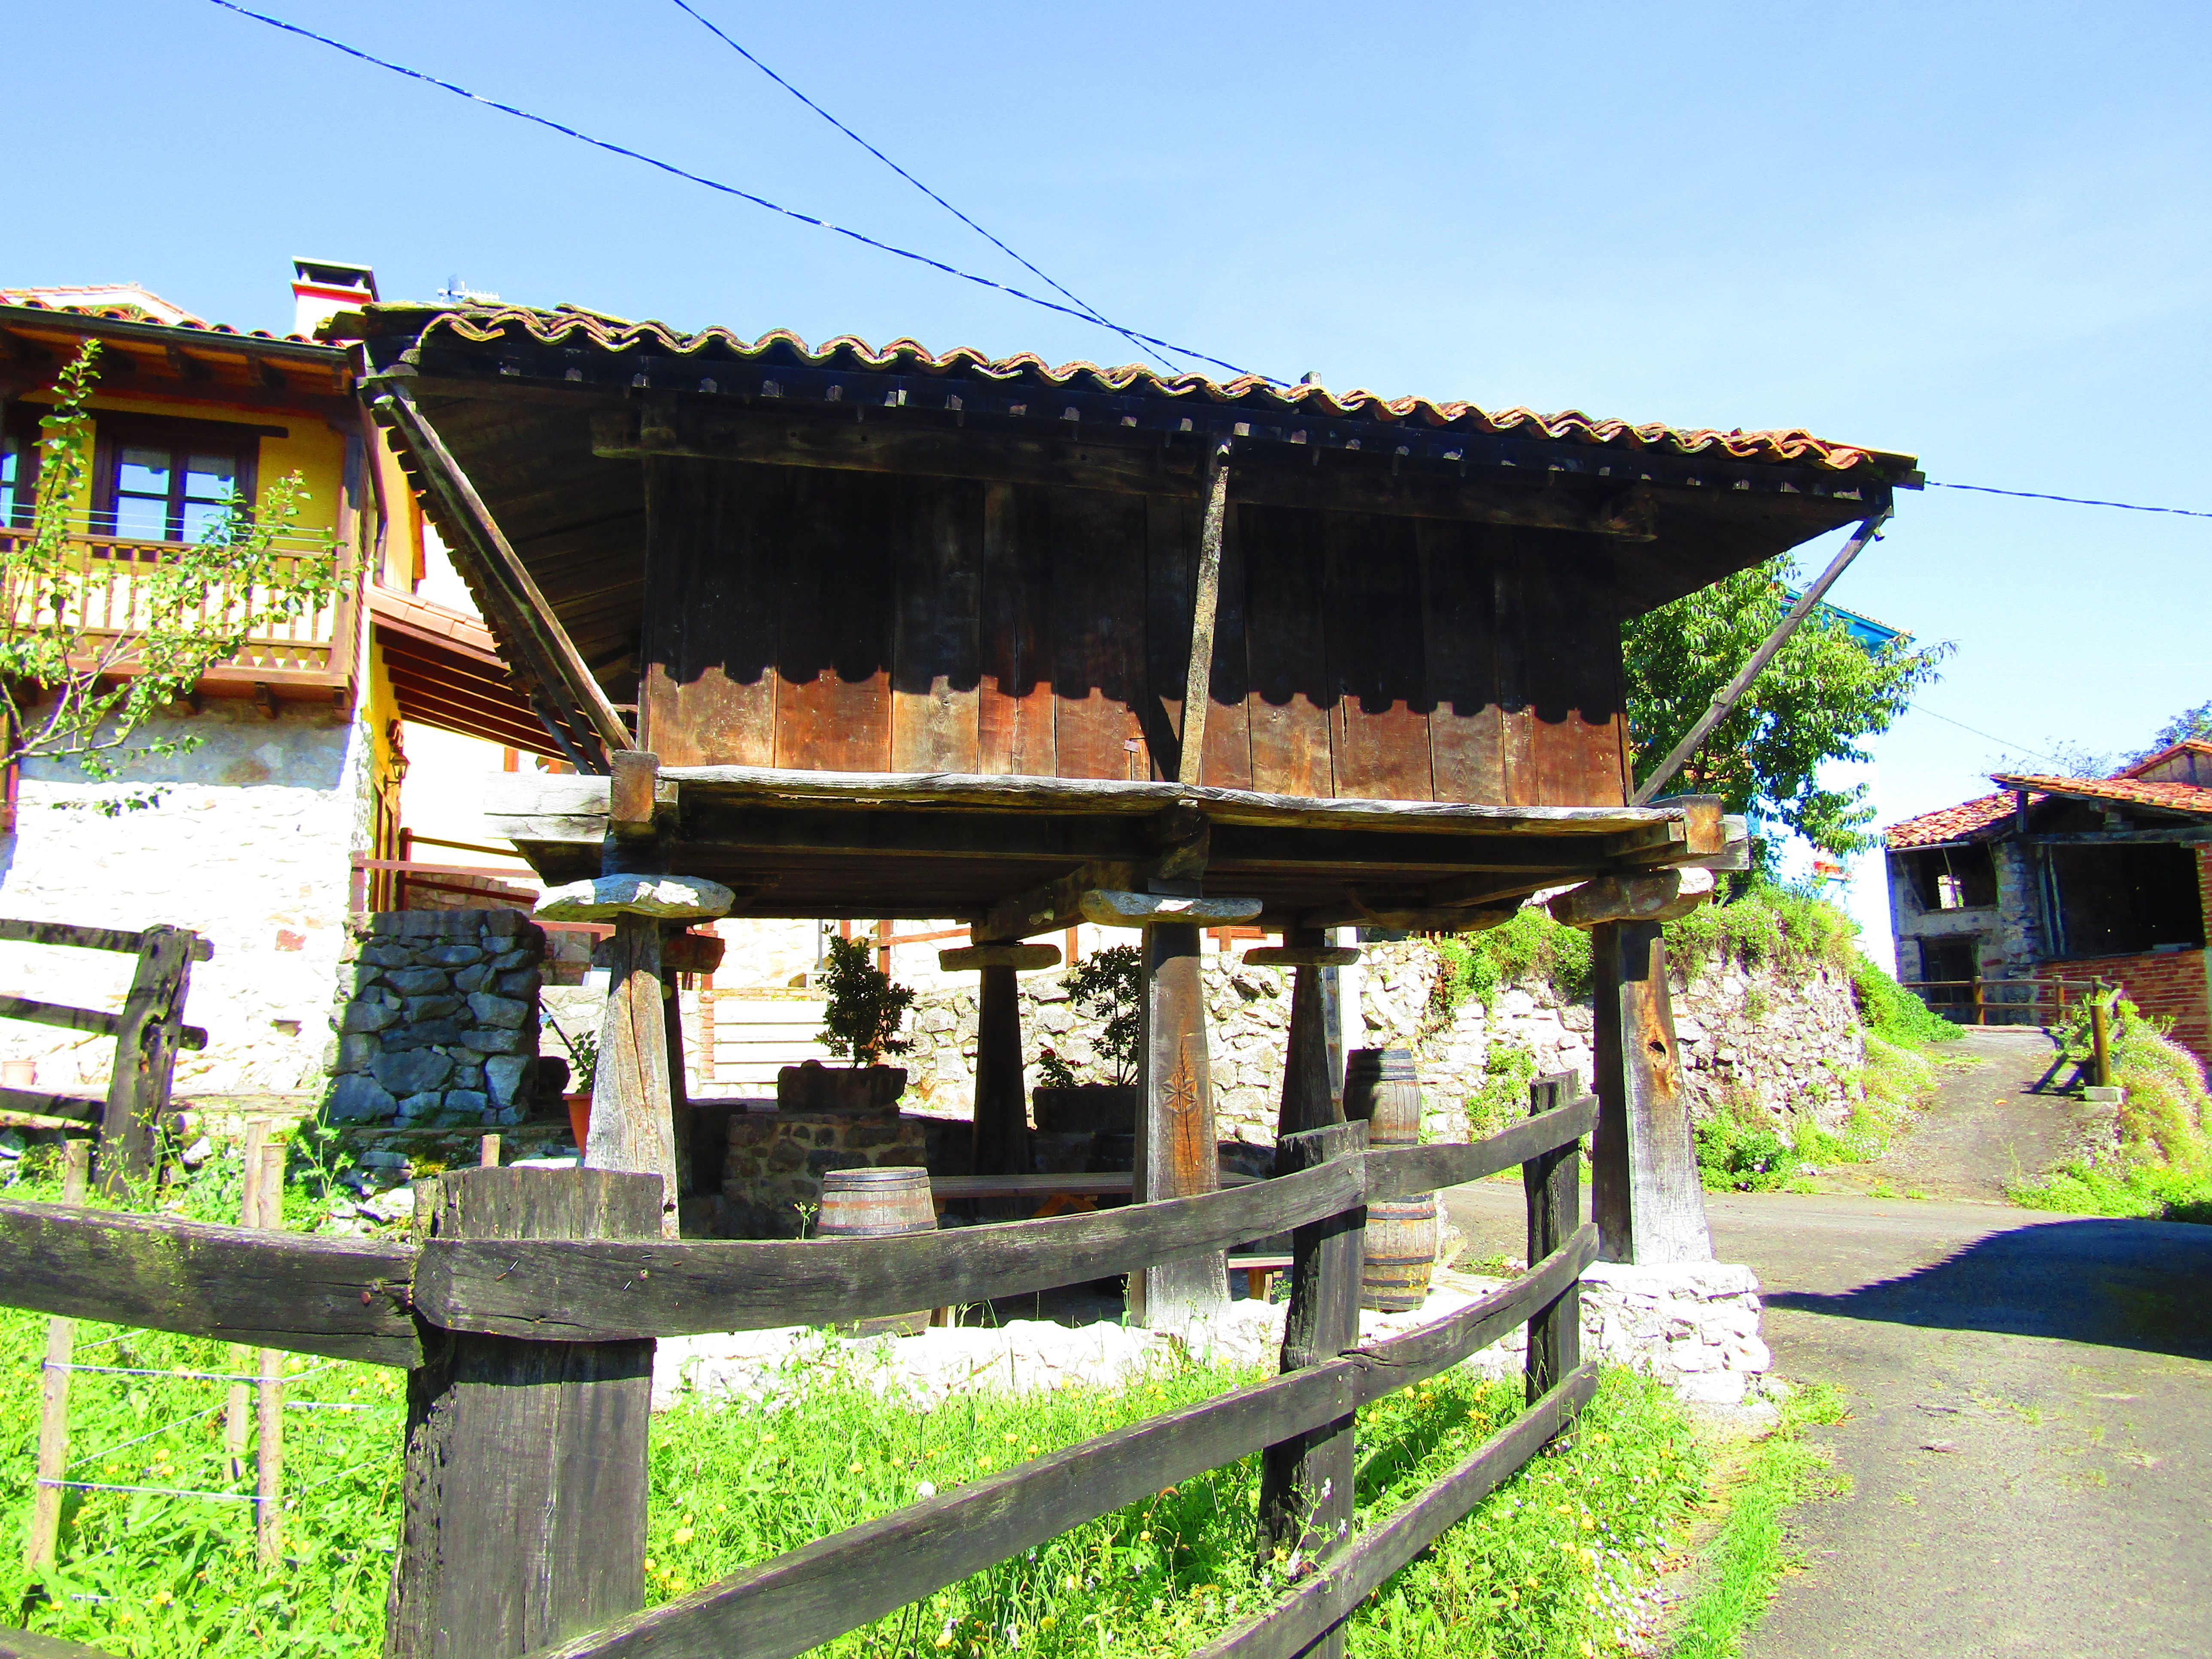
{"left": 816, "top": 1165, "right": 936, "bottom": 1334}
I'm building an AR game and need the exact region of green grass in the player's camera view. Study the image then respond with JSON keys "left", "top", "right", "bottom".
{"left": 1665, "top": 1384, "right": 1847, "bottom": 1659}
{"left": 1, "top": 1149, "right": 1714, "bottom": 1658}
{"left": 2008, "top": 997, "right": 2212, "bottom": 1223}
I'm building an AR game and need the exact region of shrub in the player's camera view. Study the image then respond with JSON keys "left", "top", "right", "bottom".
{"left": 818, "top": 936, "right": 916, "bottom": 1067}
{"left": 1428, "top": 908, "right": 1591, "bottom": 1022}
{"left": 1849, "top": 955, "right": 1963, "bottom": 1048}
{"left": 1059, "top": 945, "right": 1142, "bottom": 1086}
{"left": 1695, "top": 1109, "right": 1800, "bottom": 1191}
{"left": 2015, "top": 995, "right": 2212, "bottom": 1220}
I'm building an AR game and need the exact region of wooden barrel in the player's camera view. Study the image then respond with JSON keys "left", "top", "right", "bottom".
{"left": 817, "top": 1166, "right": 935, "bottom": 1335}
{"left": 1361, "top": 1194, "right": 1439, "bottom": 1313}
{"left": 1345, "top": 1047, "right": 1423, "bottom": 1149}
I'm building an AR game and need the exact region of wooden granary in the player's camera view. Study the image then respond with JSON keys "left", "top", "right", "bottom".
{"left": 353, "top": 303, "right": 1915, "bottom": 1319}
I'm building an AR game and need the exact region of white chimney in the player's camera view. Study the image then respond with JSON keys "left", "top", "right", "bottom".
{"left": 291, "top": 257, "right": 377, "bottom": 340}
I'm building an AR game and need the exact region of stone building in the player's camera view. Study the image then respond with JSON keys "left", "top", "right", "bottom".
{"left": 1884, "top": 740, "right": 2212, "bottom": 1063}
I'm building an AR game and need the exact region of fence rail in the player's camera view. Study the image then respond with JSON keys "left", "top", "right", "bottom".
{"left": 0, "top": 1079, "right": 1601, "bottom": 1659}
{"left": 1901, "top": 975, "right": 2106, "bottom": 1026}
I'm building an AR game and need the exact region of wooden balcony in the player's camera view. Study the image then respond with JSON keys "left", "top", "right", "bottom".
{"left": 0, "top": 527, "right": 356, "bottom": 700}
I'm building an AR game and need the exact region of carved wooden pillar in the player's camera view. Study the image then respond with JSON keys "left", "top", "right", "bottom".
{"left": 1079, "top": 889, "right": 1261, "bottom": 1331}
{"left": 940, "top": 942, "right": 1061, "bottom": 1176}
{"left": 1586, "top": 914, "right": 1714, "bottom": 1266}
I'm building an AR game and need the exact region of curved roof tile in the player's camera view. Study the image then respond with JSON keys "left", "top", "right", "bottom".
{"left": 381, "top": 303, "right": 1898, "bottom": 474}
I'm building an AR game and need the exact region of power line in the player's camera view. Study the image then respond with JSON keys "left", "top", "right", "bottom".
{"left": 663, "top": 0, "right": 1179, "bottom": 375}
{"left": 199, "top": 0, "right": 1277, "bottom": 384}
{"left": 1908, "top": 705, "right": 2071, "bottom": 768}
{"left": 1928, "top": 481, "right": 2212, "bottom": 520}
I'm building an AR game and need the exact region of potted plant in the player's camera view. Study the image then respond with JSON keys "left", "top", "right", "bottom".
{"left": 780, "top": 936, "right": 915, "bottom": 1112}
{"left": 541, "top": 1005, "right": 599, "bottom": 1150}
{"left": 1032, "top": 944, "right": 1141, "bottom": 1134}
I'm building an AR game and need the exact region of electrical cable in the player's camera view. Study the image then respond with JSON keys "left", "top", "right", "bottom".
{"left": 1907, "top": 705, "right": 2072, "bottom": 769}
{"left": 1928, "top": 482, "right": 2212, "bottom": 520}
{"left": 664, "top": 0, "right": 1179, "bottom": 374}
{"left": 200, "top": 0, "right": 1276, "bottom": 384}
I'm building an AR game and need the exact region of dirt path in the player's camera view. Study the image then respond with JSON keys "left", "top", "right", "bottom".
{"left": 1806, "top": 1027, "right": 2088, "bottom": 1203}
{"left": 1439, "top": 1034, "right": 2212, "bottom": 1657}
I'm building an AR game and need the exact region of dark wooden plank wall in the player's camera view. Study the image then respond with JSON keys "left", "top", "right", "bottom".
{"left": 638, "top": 462, "right": 1628, "bottom": 805}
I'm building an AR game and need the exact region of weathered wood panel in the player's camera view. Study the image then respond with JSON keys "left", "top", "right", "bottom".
{"left": 976, "top": 482, "right": 1056, "bottom": 777}
{"left": 1144, "top": 492, "right": 1197, "bottom": 781}
{"left": 772, "top": 471, "right": 896, "bottom": 774}
{"left": 1324, "top": 511, "right": 1432, "bottom": 801}
{"left": 638, "top": 458, "right": 779, "bottom": 768}
{"left": 1419, "top": 520, "right": 1505, "bottom": 803}
{"left": 1363, "top": 1091, "right": 1596, "bottom": 1201}
{"left": 414, "top": 1157, "right": 1363, "bottom": 1340}
{"left": 388, "top": 1168, "right": 659, "bottom": 1659}
{"left": 0, "top": 1198, "right": 419, "bottom": 1366}
{"left": 1243, "top": 505, "right": 1334, "bottom": 797}
{"left": 1519, "top": 534, "right": 1628, "bottom": 807}
{"left": 1049, "top": 489, "right": 1149, "bottom": 780}
{"left": 1492, "top": 534, "right": 1538, "bottom": 806}
{"left": 890, "top": 480, "right": 984, "bottom": 773}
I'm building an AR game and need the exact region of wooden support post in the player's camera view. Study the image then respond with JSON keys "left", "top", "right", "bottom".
{"left": 26, "top": 1138, "right": 90, "bottom": 1573}
{"left": 973, "top": 964, "right": 1028, "bottom": 1178}
{"left": 2090, "top": 991, "right": 2112, "bottom": 1089}
{"left": 1590, "top": 922, "right": 1712, "bottom": 1265}
{"left": 1523, "top": 1075, "right": 1583, "bottom": 1405}
{"left": 255, "top": 1139, "right": 285, "bottom": 1564}
{"left": 386, "top": 1167, "right": 661, "bottom": 1659}
{"left": 97, "top": 924, "right": 198, "bottom": 1197}
{"left": 941, "top": 943, "right": 1060, "bottom": 1179}
{"left": 1133, "top": 921, "right": 1230, "bottom": 1329}
{"left": 591, "top": 915, "right": 678, "bottom": 1238}
{"left": 1256, "top": 930, "right": 1355, "bottom": 1142}
{"left": 225, "top": 1118, "right": 269, "bottom": 1482}
{"left": 1177, "top": 441, "right": 1233, "bottom": 786}
{"left": 665, "top": 978, "right": 692, "bottom": 1204}
{"left": 1256, "top": 1119, "right": 1365, "bottom": 1614}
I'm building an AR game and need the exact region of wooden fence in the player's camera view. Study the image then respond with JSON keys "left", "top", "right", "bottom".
{"left": 0, "top": 918, "right": 210, "bottom": 1196}
{"left": 0, "top": 1079, "right": 1600, "bottom": 1659}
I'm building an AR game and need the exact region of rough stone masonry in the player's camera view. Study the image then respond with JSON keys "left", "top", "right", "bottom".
{"left": 325, "top": 909, "right": 546, "bottom": 1127}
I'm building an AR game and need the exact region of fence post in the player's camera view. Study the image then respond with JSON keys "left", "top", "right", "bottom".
{"left": 2090, "top": 992, "right": 2112, "bottom": 1089}
{"left": 1972, "top": 978, "right": 1985, "bottom": 1027}
{"left": 26, "top": 1138, "right": 91, "bottom": 1572}
{"left": 225, "top": 1118, "right": 270, "bottom": 1482}
{"left": 1523, "top": 1076, "right": 1584, "bottom": 1405}
{"left": 1589, "top": 920, "right": 1711, "bottom": 1265}
{"left": 97, "top": 924, "right": 198, "bottom": 1197}
{"left": 387, "top": 1166, "right": 662, "bottom": 1659}
{"left": 1256, "top": 1118, "right": 1366, "bottom": 1631}
{"left": 255, "top": 1139, "right": 286, "bottom": 1564}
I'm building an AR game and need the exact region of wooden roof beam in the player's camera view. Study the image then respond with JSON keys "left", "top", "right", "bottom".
{"left": 372, "top": 379, "right": 632, "bottom": 771}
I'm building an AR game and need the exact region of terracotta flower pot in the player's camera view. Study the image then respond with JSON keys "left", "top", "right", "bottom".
{"left": 565, "top": 1091, "right": 592, "bottom": 1151}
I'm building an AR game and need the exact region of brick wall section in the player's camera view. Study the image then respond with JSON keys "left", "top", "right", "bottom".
{"left": 2040, "top": 949, "right": 2212, "bottom": 1070}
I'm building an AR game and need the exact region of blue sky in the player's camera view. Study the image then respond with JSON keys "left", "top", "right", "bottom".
{"left": 12, "top": 1, "right": 2209, "bottom": 947}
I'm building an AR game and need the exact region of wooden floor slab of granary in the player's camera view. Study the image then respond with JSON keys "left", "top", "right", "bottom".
{"left": 486, "top": 765, "right": 1732, "bottom": 933}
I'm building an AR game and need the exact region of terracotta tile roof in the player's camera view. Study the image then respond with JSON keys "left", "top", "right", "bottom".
{"left": 359, "top": 302, "right": 1908, "bottom": 476}
{"left": 1885, "top": 792, "right": 2027, "bottom": 849}
{"left": 0, "top": 289, "right": 323, "bottom": 346}
{"left": 1989, "top": 772, "right": 2212, "bottom": 818}
{"left": 2118, "top": 738, "right": 2212, "bottom": 779}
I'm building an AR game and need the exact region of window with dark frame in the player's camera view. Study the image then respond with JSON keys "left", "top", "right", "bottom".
{"left": 0, "top": 408, "right": 41, "bottom": 530}
{"left": 91, "top": 416, "right": 260, "bottom": 554}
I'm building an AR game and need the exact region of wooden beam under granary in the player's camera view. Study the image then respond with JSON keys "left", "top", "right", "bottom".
{"left": 352, "top": 301, "right": 1914, "bottom": 1291}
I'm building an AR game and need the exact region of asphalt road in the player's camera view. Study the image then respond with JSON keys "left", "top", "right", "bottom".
{"left": 1441, "top": 1031, "right": 2212, "bottom": 1658}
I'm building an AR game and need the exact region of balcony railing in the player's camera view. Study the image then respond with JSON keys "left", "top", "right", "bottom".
{"left": 0, "top": 526, "right": 354, "bottom": 690}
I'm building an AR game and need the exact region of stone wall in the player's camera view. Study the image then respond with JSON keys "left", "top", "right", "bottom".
{"left": 0, "top": 704, "right": 365, "bottom": 1096}
{"left": 324, "top": 909, "right": 546, "bottom": 1127}
{"left": 891, "top": 936, "right": 1866, "bottom": 1143}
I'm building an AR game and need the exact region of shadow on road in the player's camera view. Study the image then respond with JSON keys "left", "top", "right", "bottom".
{"left": 1765, "top": 1215, "right": 2212, "bottom": 1361}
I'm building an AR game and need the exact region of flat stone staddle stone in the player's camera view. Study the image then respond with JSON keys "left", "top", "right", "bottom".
{"left": 534, "top": 874, "right": 736, "bottom": 922}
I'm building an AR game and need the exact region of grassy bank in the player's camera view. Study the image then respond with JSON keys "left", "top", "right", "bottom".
{"left": 0, "top": 1149, "right": 1717, "bottom": 1657}
{"left": 1664, "top": 1384, "right": 1847, "bottom": 1659}
{"left": 2010, "top": 997, "right": 2212, "bottom": 1223}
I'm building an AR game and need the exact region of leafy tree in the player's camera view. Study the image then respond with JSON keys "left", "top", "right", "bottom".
{"left": 0, "top": 342, "right": 339, "bottom": 783}
{"left": 817, "top": 935, "right": 915, "bottom": 1066}
{"left": 1061, "top": 944, "right": 1142, "bottom": 1085}
{"left": 2134, "top": 699, "right": 2212, "bottom": 761}
{"left": 1623, "top": 555, "right": 1947, "bottom": 863}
